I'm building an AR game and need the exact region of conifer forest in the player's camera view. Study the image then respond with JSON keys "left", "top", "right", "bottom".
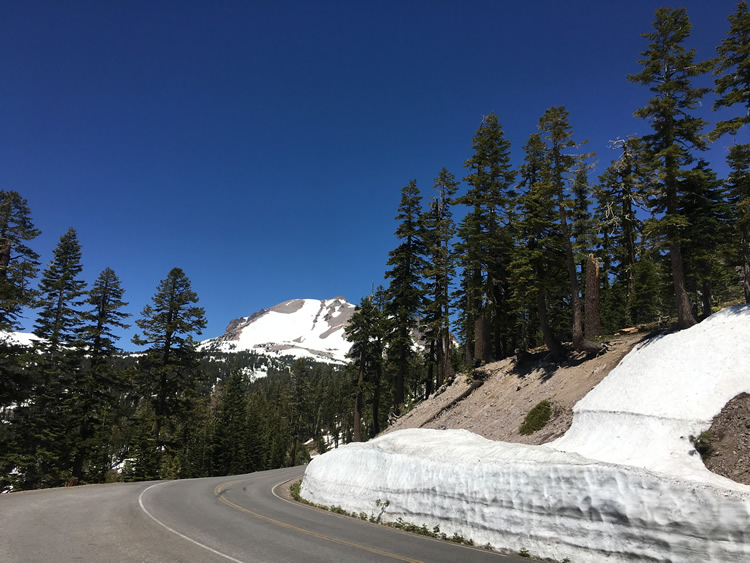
{"left": 1, "top": 4, "right": 749, "bottom": 491}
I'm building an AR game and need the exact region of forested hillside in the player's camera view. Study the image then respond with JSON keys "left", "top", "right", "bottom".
{"left": 1, "top": 3, "right": 749, "bottom": 491}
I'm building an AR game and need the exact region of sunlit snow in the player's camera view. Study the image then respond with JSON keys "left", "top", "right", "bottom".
{"left": 301, "top": 305, "right": 750, "bottom": 562}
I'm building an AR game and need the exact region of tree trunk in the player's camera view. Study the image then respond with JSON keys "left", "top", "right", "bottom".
{"left": 353, "top": 365, "right": 364, "bottom": 443}
{"left": 558, "top": 191, "right": 603, "bottom": 354}
{"left": 536, "top": 293, "right": 564, "bottom": 361}
{"left": 371, "top": 364, "right": 381, "bottom": 437}
{"left": 670, "top": 242, "right": 697, "bottom": 329}
{"left": 441, "top": 333, "right": 454, "bottom": 382}
{"left": 584, "top": 254, "right": 602, "bottom": 339}
{"left": 426, "top": 340, "right": 435, "bottom": 398}
{"left": 701, "top": 279, "right": 712, "bottom": 319}
{"left": 473, "top": 314, "right": 488, "bottom": 365}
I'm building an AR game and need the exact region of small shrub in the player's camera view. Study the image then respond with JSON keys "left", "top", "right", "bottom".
{"left": 519, "top": 547, "right": 531, "bottom": 558}
{"left": 289, "top": 481, "right": 302, "bottom": 501}
{"left": 690, "top": 431, "right": 714, "bottom": 458}
{"left": 519, "top": 400, "right": 553, "bottom": 435}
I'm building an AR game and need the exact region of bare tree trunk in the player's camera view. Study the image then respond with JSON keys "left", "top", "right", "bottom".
{"left": 441, "top": 333, "right": 454, "bottom": 381}
{"left": 536, "top": 293, "right": 564, "bottom": 361}
{"left": 670, "top": 242, "right": 697, "bottom": 329}
{"left": 426, "top": 340, "right": 436, "bottom": 397}
{"left": 558, "top": 192, "right": 603, "bottom": 354}
{"left": 701, "top": 279, "right": 712, "bottom": 319}
{"left": 353, "top": 363, "right": 364, "bottom": 442}
{"left": 585, "top": 254, "right": 602, "bottom": 339}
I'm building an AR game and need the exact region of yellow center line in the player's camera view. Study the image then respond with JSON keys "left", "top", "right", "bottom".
{"left": 214, "top": 481, "right": 423, "bottom": 563}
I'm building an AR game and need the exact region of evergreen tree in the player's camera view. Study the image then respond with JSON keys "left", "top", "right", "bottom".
{"left": 34, "top": 227, "right": 87, "bottom": 352}
{"left": 510, "top": 133, "right": 566, "bottom": 360}
{"left": 8, "top": 228, "right": 87, "bottom": 488}
{"left": 713, "top": 2, "right": 750, "bottom": 302}
{"left": 680, "top": 161, "right": 732, "bottom": 317}
{"left": 132, "top": 267, "right": 207, "bottom": 466}
{"left": 627, "top": 7, "right": 712, "bottom": 329}
{"left": 539, "top": 106, "right": 602, "bottom": 354}
{"left": 384, "top": 180, "right": 425, "bottom": 413}
{"left": 456, "top": 113, "right": 516, "bottom": 363}
{"left": 422, "top": 167, "right": 458, "bottom": 394}
{"left": 0, "top": 190, "right": 40, "bottom": 331}
{"left": 712, "top": 1, "right": 750, "bottom": 140}
{"left": 213, "top": 366, "right": 250, "bottom": 475}
{"left": 345, "top": 295, "right": 384, "bottom": 442}
{"left": 595, "top": 137, "right": 652, "bottom": 326}
{"left": 70, "top": 267, "right": 130, "bottom": 482}
{"left": 725, "top": 144, "right": 750, "bottom": 302}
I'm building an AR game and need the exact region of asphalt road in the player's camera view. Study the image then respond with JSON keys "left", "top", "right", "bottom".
{"left": 0, "top": 466, "right": 530, "bottom": 562}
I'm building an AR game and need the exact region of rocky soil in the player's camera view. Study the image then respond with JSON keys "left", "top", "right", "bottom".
{"left": 383, "top": 331, "right": 750, "bottom": 485}
{"left": 703, "top": 392, "right": 750, "bottom": 485}
{"left": 385, "top": 332, "right": 643, "bottom": 445}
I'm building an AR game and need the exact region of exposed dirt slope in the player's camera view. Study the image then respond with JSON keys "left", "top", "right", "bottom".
{"left": 385, "top": 333, "right": 644, "bottom": 445}
{"left": 703, "top": 393, "right": 750, "bottom": 485}
{"left": 384, "top": 332, "right": 750, "bottom": 487}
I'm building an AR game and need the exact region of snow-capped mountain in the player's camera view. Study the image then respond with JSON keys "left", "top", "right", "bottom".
{"left": 199, "top": 297, "right": 355, "bottom": 363}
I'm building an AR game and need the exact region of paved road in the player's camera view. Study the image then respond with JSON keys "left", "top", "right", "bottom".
{"left": 0, "top": 466, "right": 529, "bottom": 562}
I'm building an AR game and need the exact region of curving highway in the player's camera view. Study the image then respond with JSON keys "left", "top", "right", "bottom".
{"left": 0, "top": 466, "right": 528, "bottom": 562}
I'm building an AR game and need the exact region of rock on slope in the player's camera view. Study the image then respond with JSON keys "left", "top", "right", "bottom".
{"left": 199, "top": 297, "right": 354, "bottom": 362}
{"left": 301, "top": 305, "right": 750, "bottom": 562}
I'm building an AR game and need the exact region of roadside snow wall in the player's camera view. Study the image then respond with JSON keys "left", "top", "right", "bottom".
{"left": 301, "top": 305, "right": 750, "bottom": 562}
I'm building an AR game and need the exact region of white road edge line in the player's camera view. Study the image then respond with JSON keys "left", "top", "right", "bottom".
{"left": 138, "top": 481, "right": 243, "bottom": 563}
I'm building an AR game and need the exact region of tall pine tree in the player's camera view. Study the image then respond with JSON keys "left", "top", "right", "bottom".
{"left": 627, "top": 7, "right": 712, "bottom": 329}
{"left": 132, "top": 267, "right": 206, "bottom": 474}
{"left": 0, "top": 190, "right": 40, "bottom": 332}
{"left": 384, "top": 180, "right": 425, "bottom": 413}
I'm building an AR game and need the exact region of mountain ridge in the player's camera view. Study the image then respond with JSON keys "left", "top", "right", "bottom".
{"left": 199, "top": 297, "right": 355, "bottom": 363}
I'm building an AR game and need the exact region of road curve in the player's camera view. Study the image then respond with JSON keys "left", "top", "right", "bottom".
{"left": 0, "top": 466, "right": 528, "bottom": 562}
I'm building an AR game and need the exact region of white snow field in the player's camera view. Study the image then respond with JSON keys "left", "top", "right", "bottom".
{"left": 200, "top": 297, "right": 354, "bottom": 363}
{"left": 301, "top": 305, "right": 750, "bottom": 562}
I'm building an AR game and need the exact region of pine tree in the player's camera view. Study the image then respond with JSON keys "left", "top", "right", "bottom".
{"left": 510, "top": 133, "right": 566, "bottom": 360}
{"left": 34, "top": 227, "right": 87, "bottom": 352}
{"left": 627, "top": 7, "right": 713, "bottom": 329}
{"left": 345, "top": 295, "right": 384, "bottom": 442}
{"left": 712, "top": 1, "right": 750, "bottom": 140}
{"left": 713, "top": 2, "right": 750, "bottom": 302}
{"left": 0, "top": 190, "right": 40, "bottom": 331}
{"left": 595, "top": 137, "right": 652, "bottom": 326}
{"left": 8, "top": 228, "right": 88, "bottom": 488}
{"left": 456, "top": 113, "right": 516, "bottom": 363}
{"left": 725, "top": 144, "right": 750, "bottom": 302}
{"left": 422, "top": 167, "right": 458, "bottom": 394}
{"left": 384, "top": 180, "right": 425, "bottom": 413}
{"left": 214, "top": 365, "right": 250, "bottom": 475}
{"left": 70, "top": 267, "right": 130, "bottom": 482}
{"left": 132, "top": 268, "right": 207, "bottom": 449}
{"left": 539, "top": 106, "right": 602, "bottom": 354}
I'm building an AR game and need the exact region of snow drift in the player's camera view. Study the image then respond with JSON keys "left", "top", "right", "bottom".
{"left": 301, "top": 305, "right": 750, "bottom": 562}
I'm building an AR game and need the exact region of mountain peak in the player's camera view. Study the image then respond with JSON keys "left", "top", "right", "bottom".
{"left": 200, "top": 297, "right": 355, "bottom": 362}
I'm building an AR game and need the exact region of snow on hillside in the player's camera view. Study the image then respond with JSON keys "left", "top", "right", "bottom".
{"left": 301, "top": 305, "right": 750, "bottom": 562}
{"left": 199, "top": 297, "right": 354, "bottom": 363}
{"left": 0, "top": 331, "right": 41, "bottom": 347}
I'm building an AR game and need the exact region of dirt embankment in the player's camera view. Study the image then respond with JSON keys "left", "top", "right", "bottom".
{"left": 384, "top": 332, "right": 750, "bottom": 485}
{"left": 385, "top": 333, "right": 643, "bottom": 445}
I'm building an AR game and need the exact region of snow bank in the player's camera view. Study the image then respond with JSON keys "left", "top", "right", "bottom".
{"left": 553, "top": 304, "right": 750, "bottom": 479}
{"left": 301, "top": 305, "right": 750, "bottom": 562}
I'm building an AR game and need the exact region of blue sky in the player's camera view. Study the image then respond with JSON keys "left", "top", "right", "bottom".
{"left": 1, "top": 1, "right": 746, "bottom": 350}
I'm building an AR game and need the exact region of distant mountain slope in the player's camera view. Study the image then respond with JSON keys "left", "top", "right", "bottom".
{"left": 199, "top": 297, "right": 355, "bottom": 363}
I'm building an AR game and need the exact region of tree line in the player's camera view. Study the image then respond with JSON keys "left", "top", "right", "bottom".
{"left": 1, "top": 4, "right": 748, "bottom": 486}
{"left": 0, "top": 215, "right": 355, "bottom": 490}
{"left": 345, "top": 4, "right": 750, "bottom": 437}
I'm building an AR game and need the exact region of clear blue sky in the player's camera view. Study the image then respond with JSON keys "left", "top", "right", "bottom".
{"left": 1, "top": 1, "right": 746, "bottom": 350}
